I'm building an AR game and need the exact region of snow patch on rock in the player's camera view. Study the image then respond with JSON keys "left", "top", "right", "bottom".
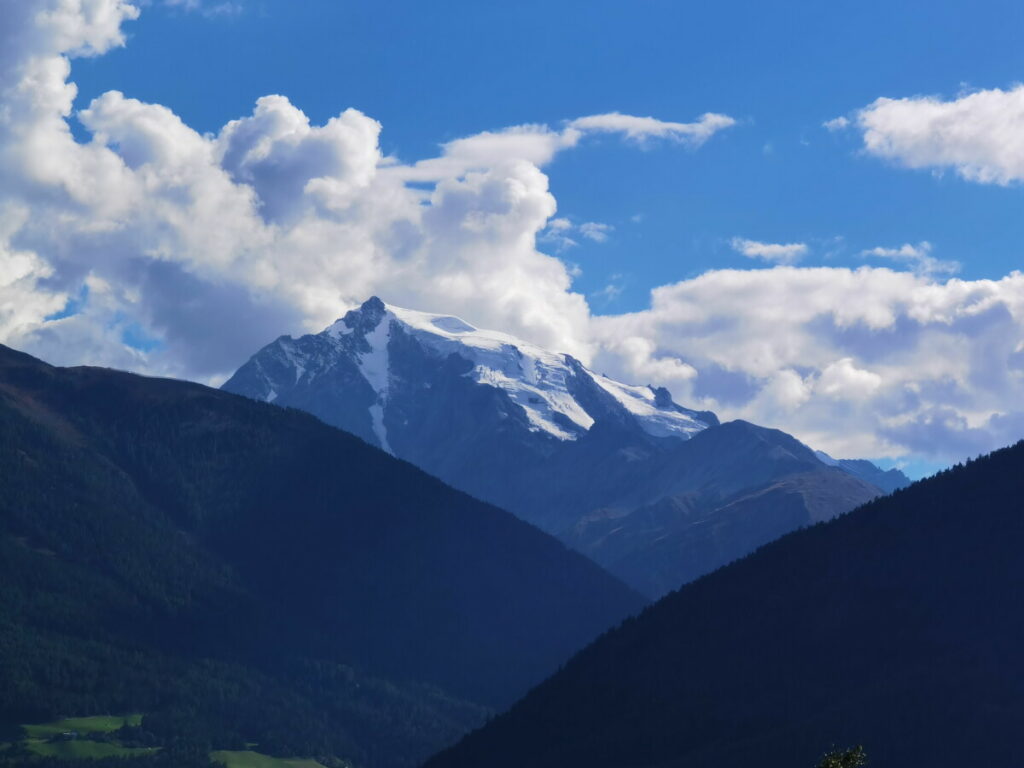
{"left": 357, "top": 315, "right": 393, "bottom": 453}
{"left": 587, "top": 372, "right": 707, "bottom": 439}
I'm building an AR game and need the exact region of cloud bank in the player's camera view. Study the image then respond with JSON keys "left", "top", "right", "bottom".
{"left": 593, "top": 267, "right": 1024, "bottom": 461}
{"left": 3, "top": 0, "right": 1024, "bottom": 468}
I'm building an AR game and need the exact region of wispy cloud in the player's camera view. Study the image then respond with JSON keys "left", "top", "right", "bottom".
{"left": 566, "top": 112, "right": 736, "bottom": 146}
{"left": 540, "top": 219, "right": 613, "bottom": 250}
{"left": 823, "top": 116, "right": 850, "bottom": 132}
{"left": 398, "top": 110, "right": 736, "bottom": 183}
{"left": 539, "top": 218, "right": 578, "bottom": 251}
{"left": 590, "top": 273, "right": 625, "bottom": 304}
{"left": 861, "top": 241, "right": 960, "bottom": 276}
{"left": 579, "top": 222, "right": 613, "bottom": 243}
{"left": 160, "top": 0, "right": 243, "bottom": 18}
{"left": 730, "top": 237, "right": 808, "bottom": 265}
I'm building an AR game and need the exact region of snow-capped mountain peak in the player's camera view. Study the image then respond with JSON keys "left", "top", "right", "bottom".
{"left": 347, "top": 297, "right": 712, "bottom": 444}
{"left": 225, "top": 296, "right": 717, "bottom": 452}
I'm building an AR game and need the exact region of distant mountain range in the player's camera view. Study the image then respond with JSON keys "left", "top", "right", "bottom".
{"left": 425, "top": 440, "right": 1024, "bottom": 768}
{"left": 0, "top": 344, "right": 642, "bottom": 768}
{"left": 224, "top": 297, "right": 909, "bottom": 597}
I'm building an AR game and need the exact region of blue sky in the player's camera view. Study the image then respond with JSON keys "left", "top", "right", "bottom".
{"left": 4, "top": 0, "right": 1024, "bottom": 478}
{"left": 72, "top": 0, "right": 1024, "bottom": 310}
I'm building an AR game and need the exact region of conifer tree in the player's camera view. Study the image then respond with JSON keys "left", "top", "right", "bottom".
{"left": 817, "top": 745, "right": 867, "bottom": 768}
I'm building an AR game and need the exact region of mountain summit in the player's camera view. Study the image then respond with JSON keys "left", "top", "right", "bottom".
{"left": 225, "top": 297, "right": 908, "bottom": 598}
{"left": 225, "top": 296, "right": 718, "bottom": 452}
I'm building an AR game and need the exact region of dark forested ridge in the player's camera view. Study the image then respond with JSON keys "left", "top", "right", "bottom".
{"left": 425, "top": 440, "right": 1024, "bottom": 768}
{"left": 0, "top": 344, "right": 643, "bottom": 767}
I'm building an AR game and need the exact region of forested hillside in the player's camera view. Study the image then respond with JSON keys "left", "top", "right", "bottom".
{"left": 0, "top": 345, "right": 643, "bottom": 768}
{"left": 426, "top": 440, "right": 1024, "bottom": 768}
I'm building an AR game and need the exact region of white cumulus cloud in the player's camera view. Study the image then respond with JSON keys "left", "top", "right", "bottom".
{"left": 0, "top": 0, "right": 733, "bottom": 382}
{"left": 853, "top": 85, "right": 1024, "bottom": 184}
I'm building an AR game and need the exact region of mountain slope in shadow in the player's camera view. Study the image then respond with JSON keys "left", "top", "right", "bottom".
{"left": 425, "top": 440, "right": 1024, "bottom": 768}
{"left": 0, "top": 344, "right": 643, "bottom": 767}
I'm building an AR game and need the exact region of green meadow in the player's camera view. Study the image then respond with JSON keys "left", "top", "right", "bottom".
{"left": 5, "top": 716, "right": 336, "bottom": 767}
{"left": 11, "top": 714, "right": 155, "bottom": 761}
{"left": 23, "top": 714, "right": 143, "bottom": 740}
{"left": 26, "top": 740, "right": 156, "bottom": 760}
{"left": 210, "top": 751, "right": 329, "bottom": 768}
